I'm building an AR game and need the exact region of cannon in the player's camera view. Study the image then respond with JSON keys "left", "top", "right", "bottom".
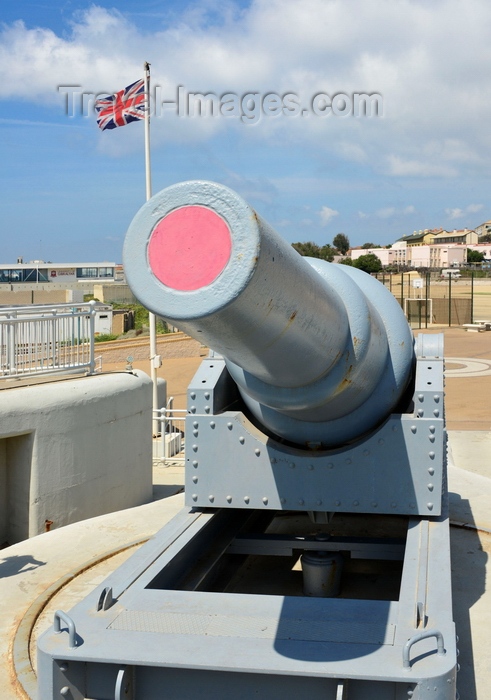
{"left": 38, "top": 182, "right": 458, "bottom": 699}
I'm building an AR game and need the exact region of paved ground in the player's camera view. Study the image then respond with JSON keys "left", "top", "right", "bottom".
{"left": 1, "top": 325, "right": 490, "bottom": 699}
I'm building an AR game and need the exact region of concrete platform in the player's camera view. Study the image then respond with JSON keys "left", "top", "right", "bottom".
{"left": 1, "top": 326, "right": 490, "bottom": 699}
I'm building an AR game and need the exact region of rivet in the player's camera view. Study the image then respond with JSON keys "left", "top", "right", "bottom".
{"left": 378, "top": 439, "right": 385, "bottom": 446}
{"left": 335, "top": 500, "right": 341, "bottom": 506}
{"left": 391, "top": 502, "right": 397, "bottom": 508}
{"left": 255, "top": 448, "right": 261, "bottom": 456}
{"left": 270, "top": 457, "right": 277, "bottom": 464}
{"left": 429, "top": 451, "right": 435, "bottom": 459}
{"left": 209, "top": 495, "right": 214, "bottom": 503}
{"left": 433, "top": 409, "right": 439, "bottom": 417}
{"left": 193, "top": 421, "right": 199, "bottom": 429}
{"left": 59, "top": 664, "right": 68, "bottom": 672}
{"left": 262, "top": 497, "right": 269, "bottom": 505}
{"left": 227, "top": 422, "right": 233, "bottom": 430}
{"left": 192, "top": 444, "right": 198, "bottom": 452}
{"left": 409, "top": 502, "right": 416, "bottom": 509}
{"left": 417, "top": 409, "right": 424, "bottom": 417}
{"left": 192, "top": 460, "right": 198, "bottom": 468}
{"left": 353, "top": 500, "right": 359, "bottom": 506}
{"left": 190, "top": 392, "right": 196, "bottom": 400}
{"left": 433, "top": 395, "right": 440, "bottom": 403}
{"left": 204, "top": 391, "right": 210, "bottom": 400}
{"left": 327, "top": 462, "right": 334, "bottom": 469}
{"left": 210, "top": 421, "right": 215, "bottom": 429}
{"left": 193, "top": 430, "right": 199, "bottom": 437}
{"left": 428, "top": 467, "right": 435, "bottom": 475}
{"left": 372, "top": 501, "right": 378, "bottom": 507}
{"left": 429, "top": 435, "right": 435, "bottom": 442}
{"left": 244, "top": 496, "right": 250, "bottom": 504}
{"left": 411, "top": 425, "right": 417, "bottom": 433}
{"left": 192, "top": 476, "right": 198, "bottom": 483}
{"left": 428, "top": 483, "right": 434, "bottom": 491}
{"left": 363, "top": 449, "right": 370, "bottom": 456}
{"left": 190, "top": 406, "right": 196, "bottom": 413}
{"left": 418, "top": 394, "right": 424, "bottom": 402}
{"left": 239, "top": 436, "right": 245, "bottom": 444}
{"left": 316, "top": 499, "right": 322, "bottom": 506}
{"left": 280, "top": 497, "right": 286, "bottom": 504}
{"left": 429, "top": 425, "right": 436, "bottom": 433}
{"left": 204, "top": 405, "right": 210, "bottom": 413}
{"left": 427, "top": 502, "right": 434, "bottom": 510}
{"left": 290, "top": 462, "right": 296, "bottom": 469}
{"left": 298, "top": 499, "right": 304, "bottom": 506}
{"left": 345, "top": 458, "right": 352, "bottom": 465}
{"left": 192, "top": 494, "right": 198, "bottom": 501}
{"left": 60, "top": 688, "right": 70, "bottom": 697}
{"left": 392, "top": 425, "right": 398, "bottom": 432}
{"left": 226, "top": 495, "right": 232, "bottom": 503}
{"left": 308, "top": 464, "right": 314, "bottom": 470}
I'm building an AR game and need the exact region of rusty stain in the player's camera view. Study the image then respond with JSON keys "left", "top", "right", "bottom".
{"left": 44, "top": 519, "right": 54, "bottom": 532}
{"left": 289, "top": 310, "right": 297, "bottom": 322}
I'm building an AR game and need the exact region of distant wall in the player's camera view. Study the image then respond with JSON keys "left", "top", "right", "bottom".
{"left": 0, "top": 370, "right": 153, "bottom": 545}
{"left": 93, "top": 283, "right": 137, "bottom": 304}
{"left": 0, "top": 288, "right": 84, "bottom": 305}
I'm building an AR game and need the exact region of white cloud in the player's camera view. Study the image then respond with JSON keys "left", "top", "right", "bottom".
{"left": 445, "top": 203, "right": 483, "bottom": 220}
{"left": 387, "top": 156, "right": 458, "bottom": 178}
{"left": 319, "top": 206, "right": 339, "bottom": 225}
{"left": 1, "top": 1, "right": 491, "bottom": 174}
{"left": 376, "top": 207, "right": 396, "bottom": 219}
{"left": 358, "top": 211, "right": 369, "bottom": 219}
{"left": 403, "top": 205, "right": 416, "bottom": 215}
{"left": 445, "top": 208, "right": 464, "bottom": 220}
{"left": 467, "top": 203, "right": 484, "bottom": 213}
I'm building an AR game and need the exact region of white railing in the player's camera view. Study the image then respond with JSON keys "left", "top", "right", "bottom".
{"left": 153, "top": 397, "right": 186, "bottom": 465}
{"left": 0, "top": 301, "right": 98, "bottom": 378}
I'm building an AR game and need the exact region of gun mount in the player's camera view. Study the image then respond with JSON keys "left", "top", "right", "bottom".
{"left": 37, "top": 182, "right": 458, "bottom": 699}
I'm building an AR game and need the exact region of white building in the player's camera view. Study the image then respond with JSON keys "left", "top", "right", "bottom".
{"left": 350, "top": 247, "right": 407, "bottom": 266}
{"left": 408, "top": 245, "right": 466, "bottom": 269}
{"left": 0, "top": 261, "right": 116, "bottom": 284}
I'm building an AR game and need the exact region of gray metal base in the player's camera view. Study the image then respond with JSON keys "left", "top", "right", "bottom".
{"left": 37, "top": 504, "right": 457, "bottom": 699}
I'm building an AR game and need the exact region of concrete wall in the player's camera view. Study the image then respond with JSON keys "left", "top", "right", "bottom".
{"left": 0, "top": 288, "right": 84, "bottom": 305}
{"left": 0, "top": 370, "right": 154, "bottom": 545}
{"left": 93, "top": 284, "right": 137, "bottom": 304}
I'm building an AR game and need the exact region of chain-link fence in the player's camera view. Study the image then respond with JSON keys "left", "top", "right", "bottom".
{"left": 374, "top": 271, "right": 491, "bottom": 329}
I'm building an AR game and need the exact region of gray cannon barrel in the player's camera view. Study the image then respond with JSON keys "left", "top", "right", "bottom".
{"left": 123, "top": 180, "right": 414, "bottom": 448}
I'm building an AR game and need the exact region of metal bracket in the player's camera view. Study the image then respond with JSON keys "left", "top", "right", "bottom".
{"left": 336, "top": 679, "right": 349, "bottom": 699}
{"left": 97, "top": 586, "right": 115, "bottom": 611}
{"left": 115, "top": 666, "right": 134, "bottom": 699}
{"left": 403, "top": 629, "right": 445, "bottom": 669}
{"left": 53, "top": 610, "right": 77, "bottom": 649}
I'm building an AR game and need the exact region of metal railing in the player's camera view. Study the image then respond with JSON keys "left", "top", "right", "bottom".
{"left": 153, "top": 397, "right": 186, "bottom": 465}
{"left": 0, "top": 301, "right": 98, "bottom": 378}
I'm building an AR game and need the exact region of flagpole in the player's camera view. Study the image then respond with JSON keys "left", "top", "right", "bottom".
{"left": 144, "top": 61, "right": 161, "bottom": 436}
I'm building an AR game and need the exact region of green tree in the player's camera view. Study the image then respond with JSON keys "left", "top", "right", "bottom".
{"left": 332, "top": 233, "right": 350, "bottom": 255}
{"left": 292, "top": 241, "right": 321, "bottom": 257}
{"left": 467, "top": 249, "right": 485, "bottom": 263}
{"left": 361, "top": 242, "right": 380, "bottom": 249}
{"left": 319, "top": 244, "right": 335, "bottom": 261}
{"left": 354, "top": 253, "right": 382, "bottom": 273}
{"left": 338, "top": 257, "right": 354, "bottom": 266}
{"left": 478, "top": 233, "right": 491, "bottom": 243}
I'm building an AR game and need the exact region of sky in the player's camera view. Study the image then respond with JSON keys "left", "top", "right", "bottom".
{"left": 0, "top": 0, "right": 490, "bottom": 263}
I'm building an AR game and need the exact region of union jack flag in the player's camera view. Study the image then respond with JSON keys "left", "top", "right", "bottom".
{"left": 95, "top": 79, "right": 145, "bottom": 130}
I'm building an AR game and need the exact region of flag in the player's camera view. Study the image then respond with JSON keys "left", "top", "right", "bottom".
{"left": 95, "top": 79, "right": 145, "bottom": 130}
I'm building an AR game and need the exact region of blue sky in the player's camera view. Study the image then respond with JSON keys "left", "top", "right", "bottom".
{"left": 1, "top": 0, "right": 490, "bottom": 263}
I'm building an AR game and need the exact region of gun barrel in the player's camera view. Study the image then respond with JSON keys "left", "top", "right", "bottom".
{"left": 124, "top": 181, "right": 413, "bottom": 447}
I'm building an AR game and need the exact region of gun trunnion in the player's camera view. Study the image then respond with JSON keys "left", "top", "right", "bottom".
{"left": 37, "top": 182, "right": 458, "bottom": 699}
